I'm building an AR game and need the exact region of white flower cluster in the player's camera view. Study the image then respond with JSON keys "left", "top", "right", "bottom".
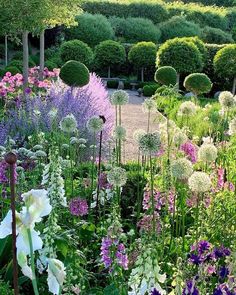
{"left": 142, "top": 98, "right": 156, "bottom": 113}
{"left": 171, "top": 158, "right": 193, "bottom": 180}
{"left": 59, "top": 114, "right": 77, "bottom": 133}
{"left": 138, "top": 132, "right": 161, "bottom": 155}
{"left": 110, "top": 90, "right": 129, "bottom": 106}
{"left": 86, "top": 116, "right": 104, "bottom": 133}
{"left": 188, "top": 171, "right": 211, "bottom": 193}
{"left": 198, "top": 143, "right": 217, "bottom": 163}
{"left": 128, "top": 246, "right": 166, "bottom": 295}
{"left": 173, "top": 130, "right": 188, "bottom": 146}
{"left": 229, "top": 117, "right": 236, "bottom": 136}
{"left": 219, "top": 91, "right": 236, "bottom": 111}
{"left": 107, "top": 166, "right": 127, "bottom": 187}
{"left": 114, "top": 125, "right": 126, "bottom": 141}
{"left": 178, "top": 101, "right": 197, "bottom": 117}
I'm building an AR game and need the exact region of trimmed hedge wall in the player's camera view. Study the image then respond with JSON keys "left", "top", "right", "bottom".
{"left": 81, "top": 0, "right": 233, "bottom": 31}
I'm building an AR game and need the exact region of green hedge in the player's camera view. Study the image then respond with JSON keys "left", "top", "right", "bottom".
{"left": 81, "top": 0, "right": 233, "bottom": 30}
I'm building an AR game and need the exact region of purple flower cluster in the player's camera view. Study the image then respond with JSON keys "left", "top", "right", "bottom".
{"left": 180, "top": 141, "right": 197, "bottom": 163}
{"left": 213, "top": 284, "right": 236, "bottom": 295}
{"left": 142, "top": 189, "right": 174, "bottom": 214}
{"left": 0, "top": 160, "right": 17, "bottom": 184}
{"left": 100, "top": 236, "right": 128, "bottom": 271}
{"left": 98, "top": 172, "right": 112, "bottom": 190}
{"left": 182, "top": 280, "right": 199, "bottom": 295}
{"left": 69, "top": 198, "right": 88, "bottom": 216}
{"left": 151, "top": 289, "right": 161, "bottom": 295}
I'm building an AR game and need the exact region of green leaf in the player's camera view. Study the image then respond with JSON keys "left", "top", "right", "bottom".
{"left": 103, "top": 284, "right": 119, "bottom": 295}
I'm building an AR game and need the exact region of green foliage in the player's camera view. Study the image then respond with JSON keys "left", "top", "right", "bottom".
{"left": 0, "top": 44, "right": 5, "bottom": 58}
{"left": 3, "top": 65, "right": 21, "bottom": 75}
{"left": 30, "top": 54, "right": 40, "bottom": 65}
{"left": 0, "top": 279, "right": 13, "bottom": 295}
{"left": 143, "top": 83, "right": 159, "bottom": 97}
{"left": 8, "top": 58, "right": 36, "bottom": 71}
{"left": 60, "top": 40, "right": 93, "bottom": 66}
{"left": 155, "top": 66, "right": 177, "bottom": 86}
{"left": 183, "top": 36, "right": 207, "bottom": 62}
{"left": 213, "top": 44, "right": 236, "bottom": 78}
{"left": 109, "top": 17, "right": 161, "bottom": 43}
{"left": 94, "top": 40, "right": 126, "bottom": 70}
{"left": 201, "top": 26, "right": 234, "bottom": 44}
{"left": 128, "top": 42, "right": 157, "bottom": 69}
{"left": 81, "top": 1, "right": 169, "bottom": 24}
{"left": 107, "top": 80, "right": 119, "bottom": 89}
{"left": 59, "top": 60, "right": 90, "bottom": 87}
{"left": 45, "top": 60, "right": 57, "bottom": 70}
{"left": 65, "top": 13, "right": 114, "bottom": 47}
{"left": 178, "top": 0, "right": 235, "bottom": 6}
{"left": 184, "top": 73, "right": 212, "bottom": 96}
{"left": 156, "top": 38, "right": 203, "bottom": 74}
{"left": 160, "top": 16, "right": 201, "bottom": 42}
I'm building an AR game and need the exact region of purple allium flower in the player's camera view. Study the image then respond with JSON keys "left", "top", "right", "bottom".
{"left": 180, "top": 141, "right": 197, "bottom": 163}
{"left": 151, "top": 289, "right": 161, "bottom": 295}
{"left": 182, "top": 280, "right": 199, "bottom": 295}
{"left": 69, "top": 198, "right": 88, "bottom": 216}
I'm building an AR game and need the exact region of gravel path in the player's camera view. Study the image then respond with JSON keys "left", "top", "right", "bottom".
{"left": 108, "top": 89, "right": 159, "bottom": 161}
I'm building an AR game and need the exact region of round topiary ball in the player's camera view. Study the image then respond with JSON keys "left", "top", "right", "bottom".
{"left": 155, "top": 66, "right": 177, "bottom": 86}
{"left": 60, "top": 40, "right": 93, "bottom": 66}
{"left": 184, "top": 73, "right": 212, "bottom": 96}
{"left": 59, "top": 60, "right": 90, "bottom": 87}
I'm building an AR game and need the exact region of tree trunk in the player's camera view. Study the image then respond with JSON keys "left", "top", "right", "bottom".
{"left": 141, "top": 67, "right": 144, "bottom": 82}
{"left": 108, "top": 66, "right": 111, "bottom": 78}
{"left": 22, "top": 31, "right": 29, "bottom": 97}
{"left": 5, "top": 35, "right": 8, "bottom": 66}
{"left": 39, "top": 30, "right": 45, "bottom": 81}
{"left": 232, "top": 76, "right": 236, "bottom": 95}
{"left": 176, "top": 73, "right": 180, "bottom": 90}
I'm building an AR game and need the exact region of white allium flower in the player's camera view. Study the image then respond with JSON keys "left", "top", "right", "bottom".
{"left": 27, "top": 151, "right": 35, "bottom": 158}
{"left": 59, "top": 114, "right": 77, "bottom": 133}
{"left": 142, "top": 98, "right": 156, "bottom": 113}
{"left": 178, "top": 101, "right": 197, "bottom": 116}
{"left": 78, "top": 138, "right": 87, "bottom": 144}
{"left": 35, "top": 150, "right": 47, "bottom": 158}
{"left": 138, "top": 132, "right": 161, "bottom": 155}
{"left": 87, "top": 116, "right": 104, "bottom": 133}
{"left": 198, "top": 143, "right": 217, "bottom": 162}
{"left": 114, "top": 126, "right": 126, "bottom": 141}
{"left": 48, "top": 108, "right": 58, "bottom": 119}
{"left": 33, "top": 145, "right": 43, "bottom": 151}
{"left": 188, "top": 171, "right": 212, "bottom": 193}
{"left": 171, "top": 158, "right": 193, "bottom": 180}
{"left": 79, "top": 144, "right": 86, "bottom": 149}
{"left": 229, "top": 117, "right": 236, "bottom": 136}
{"left": 47, "top": 258, "right": 66, "bottom": 295}
{"left": 61, "top": 144, "right": 69, "bottom": 150}
{"left": 110, "top": 90, "right": 129, "bottom": 105}
{"left": 133, "top": 129, "right": 146, "bottom": 143}
{"left": 18, "top": 148, "right": 29, "bottom": 156}
{"left": 202, "top": 136, "right": 213, "bottom": 144}
{"left": 173, "top": 130, "right": 188, "bottom": 146}
{"left": 107, "top": 166, "right": 127, "bottom": 187}
{"left": 219, "top": 91, "right": 235, "bottom": 110}
{"left": 70, "top": 137, "right": 80, "bottom": 145}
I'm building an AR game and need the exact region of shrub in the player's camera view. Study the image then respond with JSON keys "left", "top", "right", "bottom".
{"left": 59, "top": 60, "right": 90, "bottom": 87}
{"left": 0, "top": 279, "right": 13, "bottom": 295}
{"left": 107, "top": 80, "right": 119, "bottom": 89}
{"left": 160, "top": 16, "right": 201, "bottom": 42}
{"left": 2, "top": 66, "right": 20, "bottom": 75}
{"left": 30, "top": 54, "right": 40, "bottom": 65}
{"left": 109, "top": 17, "right": 161, "bottom": 43}
{"left": 184, "top": 73, "right": 212, "bottom": 96}
{"left": 143, "top": 84, "right": 159, "bottom": 97}
{"left": 156, "top": 38, "right": 203, "bottom": 74}
{"left": 45, "top": 46, "right": 60, "bottom": 60}
{"left": 155, "top": 66, "right": 177, "bottom": 86}
{"left": 94, "top": 40, "right": 126, "bottom": 78}
{"left": 201, "top": 27, "right": 234, "bottom": 44}
{"left": 8, "top": 58, "right": 36, "bottom": 71}
{"left": 65, "top": 13, "right": 114, "bottom": 47}
{"left": 183, "top": 36, "right": 207, "bottom": 62}
{"left": 0, "top": 44, "right": 5, "bottom": 59}
{"left": 214, "top": 44, "right": 236, "bottom": 93}
{"left": 45, "top": 60, "right": 57, "bottom": 70}
{"left": 60, "top": 40, "right": 93, "bottom": 66}
{"left": 128, "top": 42, "right": 157, "bottom": 82}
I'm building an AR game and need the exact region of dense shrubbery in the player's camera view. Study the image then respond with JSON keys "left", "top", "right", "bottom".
{"left": 160, "top": 16, "right": 201, "bottom": 42}
{"left": 184, "top": 73, "right": 212, "bottom": 96}
{"left": 108, "top": 16, "right": 161, "bottom": 43}
{"left": 201, "top": 26, "right": 234, "bottom": 44}
{"left": 65, "top": 13, "right": 114, "bottom": 47}
{"left": 60, "top": 40, "right": 93, "bottom": 67}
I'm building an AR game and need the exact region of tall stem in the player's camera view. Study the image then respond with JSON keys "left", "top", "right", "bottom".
{"left": 5, "top": 35, "right": 8, "bottom": 67}
{"left": 22, "top": 31, "right": 29, "bottom": 97}
{"left": 150, "top": 155, "right": 156, "bottom": 237}
{"left": 39, "top": 30, "right": 45, "bottom": 81}
{"left": 27, "top": 229, "right": 39, "bottom": 295}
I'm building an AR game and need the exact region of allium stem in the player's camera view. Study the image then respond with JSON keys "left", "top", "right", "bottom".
{"left": 150, "top": 156, "right": 156, "bottom": 238}
{"left": 27, "top": 229, "right": 39, "bottom": 295}
{"left": 90, "top": 132, "right": 96, "bottom": 206}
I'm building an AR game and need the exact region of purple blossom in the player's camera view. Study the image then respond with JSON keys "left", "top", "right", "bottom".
{"left": 69, "top": 198, "right": 88, "bottom": 216}
{"left": 151, "top": 289, "right": 161, "bottom": 295}
{"left": 217, "top": 168, "right": 225, "bottom": 189}
{"left": 182, "top": 280, "right": 199, "bottom": 295}
{"left": 213, "top": 246, "right": 231, "bottom": 259}
{"left": 0, "top": 160, "right": 17, "bottom": 184}
{"left": 219, "top": 266, "right": 229, "bottom": 279}
{"left": 180, "top": 141, "right": 197, "bottom": 163}
{"left": 213, "top": 284, "right": 236, "bottom": 295}
{"left": 98, "top": 172, "right": 112, "bottom": 190}
{"left": 198, "top": 240, "right": 211, "bottom": 255}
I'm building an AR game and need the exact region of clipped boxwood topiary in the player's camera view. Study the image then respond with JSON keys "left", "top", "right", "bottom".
{"left": 155, "top": 66, "right": 177, "bottom": 86}
{"left": 214, "top": 44, "right": 236, "bottom": 94}
{"left": 143, "top": 84, "right": 159, "bottom": 97}
{"left": 201, "top": 26, "right": 234, "bottom": 44}
{"left": 128, "top": 41, "right": 157, "bottom": 82}
{"left": 184, "top": 73, "right": 212, "bottom": 96}
{"left": 65, "top": 13, "right": 114, "bottom": 47}
{"left": 60, "top": 40, "right": 93, "bottom": 66}
{"left": 160, "top": 16, "right": 201, "bottom": 42}
{"left": 94, "top": 40, "right": 126, "bottom": 78}
{"left": 59, "top": 60, "right": 90, "bottom": 87}
{"left": 183, "top": 36, "right": 207, "bottom": 63}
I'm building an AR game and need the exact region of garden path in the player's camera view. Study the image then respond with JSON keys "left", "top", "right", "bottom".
{"left": 108, "top": 89, "right": 158, "bottom": 161}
